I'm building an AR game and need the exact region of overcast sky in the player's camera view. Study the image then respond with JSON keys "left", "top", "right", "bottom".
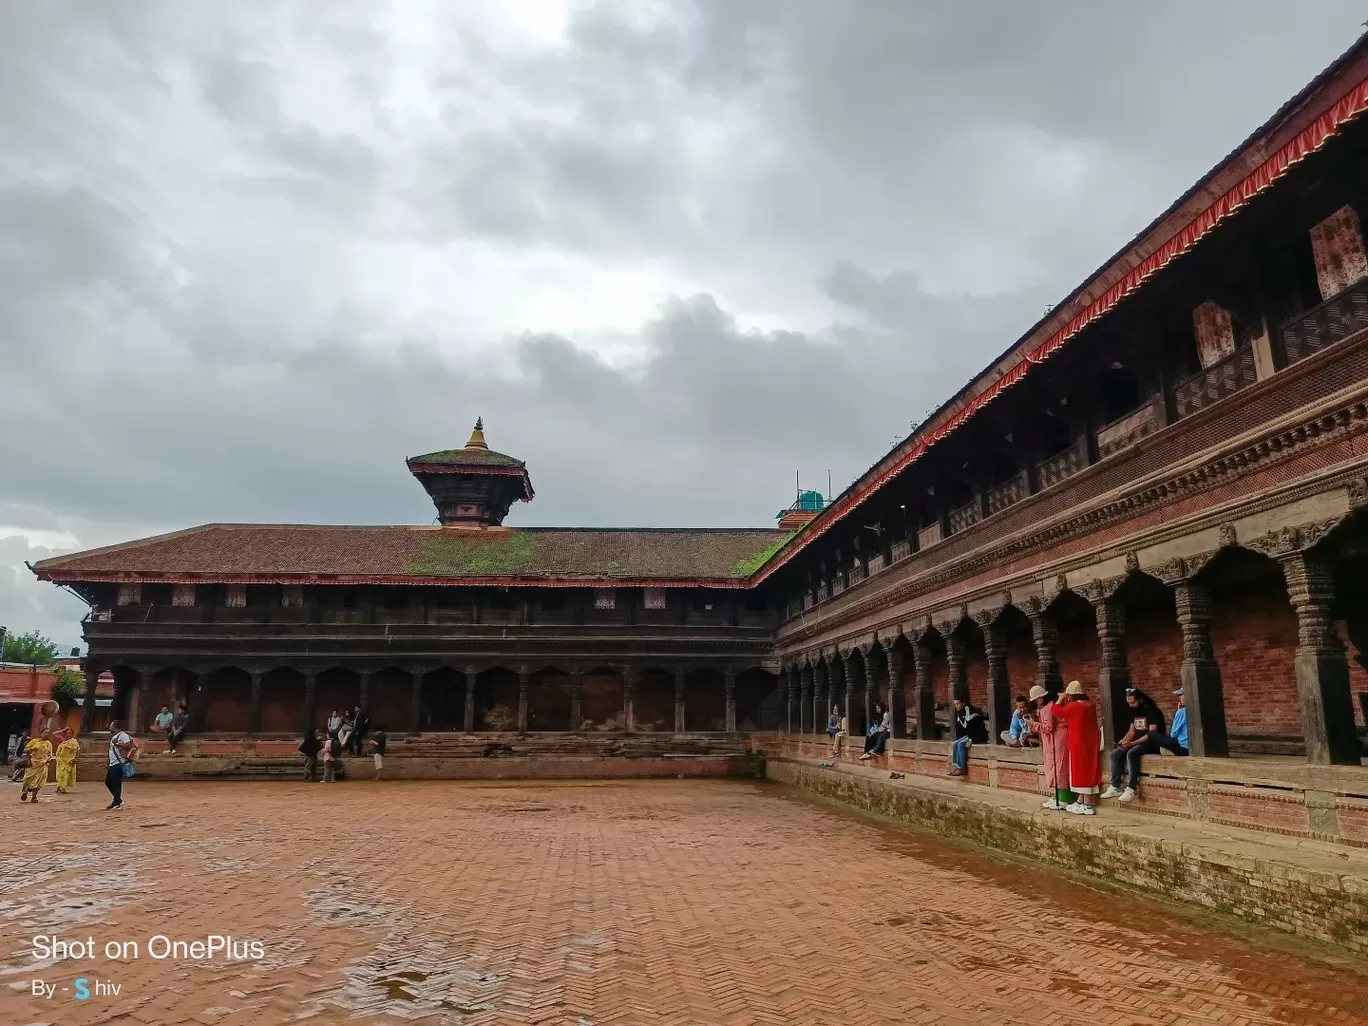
{"left": 3, "top": 1, "right": 1364, "bottom": 650}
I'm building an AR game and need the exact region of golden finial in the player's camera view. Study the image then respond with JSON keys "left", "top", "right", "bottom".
{"left": 466, "top": 417, "right": 488, "bottom": 449}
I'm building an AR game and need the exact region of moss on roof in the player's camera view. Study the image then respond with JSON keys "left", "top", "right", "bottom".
{"left": 729, "top": 536, "right": 790, "bottom": 577}
{"left": 407, "top": 448, "right": 525, "bottom": 468}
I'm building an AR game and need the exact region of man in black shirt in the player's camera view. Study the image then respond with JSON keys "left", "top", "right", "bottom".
{"left": 948, "top": 698, "right": 987, "bottom": 776}
{"left": 1102, "top": 688, "right": 1186, "bottom": 802}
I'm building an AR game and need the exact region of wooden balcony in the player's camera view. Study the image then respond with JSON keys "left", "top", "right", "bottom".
{"left": 890, "top": 538, "right": 911, "bottom": 563}
{"left": 985, "top": 470, "right": 1029, "bottom": 516}
{"left": 1174, "top": 346, "right": 1257, "bottom": 419}
{"left": 917, "top": 521, "right": 944, "bottom": 550}
{"left": 1280, "top": 277, "right": 1368, "bottom": 365}
{"left": 1095, "top": 401, "right": 1158, "bottom": 460}
{"left": 1033, "top": 437, "right": 1087, "bottom": 489}
{"left": 947, "top": 498, "right": 982, "bottom": 535}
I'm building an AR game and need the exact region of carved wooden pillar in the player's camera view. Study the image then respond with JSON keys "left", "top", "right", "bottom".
{"left": 1172, "top": 580, "right": 1229, "bottom": 757}
{"left": 80, "top": 663, "right": 98, "bottom": 734}
{"left": 783, "top": 666, "right": 796, "bottom": 733}
{"left": 1281, "top": 552, "right": 1360, "bottom": 765}
{"left": 247, "top": 670, "right": 263, "bottom": 736}
{"left": 942, "top": 626, "right": 968, "bottom": 704}
{"left": 1091, "top": 598, "right": 1131, "bottom": 750}
{"left": 863, "top": 646, "right": 881, "bottom": 731}
{"left": 814, "top": 660, "right": 829, "bottom": 733}
{"left": 845, "top": 653, "right": 867, "bottom": 734}
{"left": 723, "top": 669, "right": 736, "bottom": 733}
{"left": 569, "top": 671, "right": 583, "bottom": 731}
{"left": 978, "top": 615, "right": 1011, "bottom": 745}
{"left": 884, "top": 640, "right": 907, "bottom": 739}
{"left": 516, "top": 666, "right": 530, "bottom": 733}
{"left": 621, "top": 666, "right": 636, "bottom": 732}
{"left": 912, "top": 635, "right": 936, "bottom": 741}
{"left": 799, "top": 663, "right": 813, "bottom": 734}
{"left": 358, "top": 671, "right": 371, "bottom": 715}
{"left": 674, "top": 667, "right": 687, "bottom": 733}
{"left": 302, "top": 672, "right": 317, "bottom": 736}
{"left": 135, "top": 668, "right": 152, "bottom": 735}
{"left": 463, "top": 667, "right": 477, "bottom": 732}
{"left": 410, "top": 670, "right": 425, "bottom": 736}
{"left": 1027, "top": 602, "right": 1063, "bottom": 695}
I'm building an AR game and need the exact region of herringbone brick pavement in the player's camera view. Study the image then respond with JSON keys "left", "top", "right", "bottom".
{"left": 3, "top": 779, "right": 1366, "bottom": 1025}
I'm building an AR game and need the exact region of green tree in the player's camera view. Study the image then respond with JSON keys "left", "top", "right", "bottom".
{"left": 2, "top": 629, "right": 58, "bottom": 665}
{"left": 51, "top": 666, "right": 84, "bottom": 710}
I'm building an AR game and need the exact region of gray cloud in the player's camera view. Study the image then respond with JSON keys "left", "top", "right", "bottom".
{"left": 1, "top": 0, "right": 1363, "bottom": 646}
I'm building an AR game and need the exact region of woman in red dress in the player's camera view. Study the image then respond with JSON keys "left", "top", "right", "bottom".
{"left": 1053, "top": 680, "right": 1101, "bottom": 816}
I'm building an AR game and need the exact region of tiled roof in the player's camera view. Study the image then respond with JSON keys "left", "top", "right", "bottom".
{"left": 407, "top": 447, "right": 525, "bottom": 468}
{"left": 31, "top": 525, "right": 791, "bottom": 585}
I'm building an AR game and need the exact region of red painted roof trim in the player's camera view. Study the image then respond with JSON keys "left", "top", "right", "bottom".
{"left": 752, "top": 62, "right": 1368, "bottom": 586}
{"left": 34, "top": 570, "right": 751, "bottom": 589}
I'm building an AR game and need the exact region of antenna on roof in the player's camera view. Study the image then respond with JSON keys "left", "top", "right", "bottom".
{"left": 795, "top": 470, "right": 800, "bottom": 503}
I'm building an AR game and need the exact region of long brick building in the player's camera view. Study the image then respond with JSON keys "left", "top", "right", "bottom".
{"left": 33, "top": 38, "right": 1368, "bottom": 774}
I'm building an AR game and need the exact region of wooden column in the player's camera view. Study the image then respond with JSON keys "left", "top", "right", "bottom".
{"left": 885, "top": 640, "right": 907, "bottom": 739}
{"left": 358, "top": 671, "right": 371, "bottom": 715}
{"left": 621, "top": 666, "right": 636, "bottom": 733}
{"left": 302, "top": 672, "right": 317, "bottom": 737}
{"left": 247, "top": 671, "right": 263, "bottom": 736}
{"left": 80, "top": 663, "right": 98, "bottom": 734}
{"left": 569, "top": 671, "right": 583, "bottom": 731}
{"left": 978, "top": 614, "right": 1011, "bottom": 745}
{"left": 812, "top": 660, "right": 827, "bottom": 734}
{"left": 783, "top": 666, "right": 795, "bottom": 733}
{"left": 724, "top": 669, "right": 736, "bottom": 733}
{"left": 912, "top": 635, "right": 936, "bottom": 741}
{"left": 1091, "top": 597, "right": 1131, "bottom": 750}
{"left": 674, "top": 667, "right": 687, "bottom": 733}
{"left": 825, "top": 655, "right": 845, "bottom": 734}
{"left": 863, "top": 647, "right": 880, "bottom": 732}
{"left": 845, "top": 653, "right": 866, "bottom": 735}
{"left": 463, "top": 667, "right": 476, "bottom": 732}
{"left": 1172, "top": 580, "right": 1229, "bottom": 757}
{"left": 135, "top": 669, "right": 152, "bottom": 735}
{"left": 942, "top": 625, "right": 968, "bottom": 703}
{"left": 1281, "top": 551, "right": 1360, "bottom": 765}
{"left": 516, "top": 666, "right": 530, "bottom": 733}
{"left": 409, "top": 670, "right": 423, "bottom": 736}
{"left": 1027, "top": 601, "right": 1063, "bottom": 695}
{"left": 799, "top": 663, "right": 813, "bottom": 734}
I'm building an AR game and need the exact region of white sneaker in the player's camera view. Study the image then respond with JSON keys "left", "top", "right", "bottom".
{"left": 1065, "top": 802, "right": 1095, "bottom": 816}
{"left": 1117, "top": 787, "right": 1136, "bottom": 803}
{"left": 1041, "top": 798, "right": 1064, "bottom": 810}
{"left": 1100, "top": 786, "right": 1123, "bottom": 800}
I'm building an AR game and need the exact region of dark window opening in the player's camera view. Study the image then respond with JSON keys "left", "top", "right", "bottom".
{"left": 1098, "top": 368, "right": 1142, "bottom": 424}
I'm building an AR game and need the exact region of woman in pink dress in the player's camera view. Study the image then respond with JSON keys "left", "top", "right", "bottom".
{"left": 1030, "top": 685, "right": 1072, "bottom": 811}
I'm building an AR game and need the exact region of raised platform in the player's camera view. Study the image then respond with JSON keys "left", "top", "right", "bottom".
{"left": 76, "top": 732, "right": 764, "bottom": 781}
{"left": 768, "top": 733, "right": 1368, "bottom": 847}
{"left": 768, "top": 752, "right": 1368, "bottom": 953}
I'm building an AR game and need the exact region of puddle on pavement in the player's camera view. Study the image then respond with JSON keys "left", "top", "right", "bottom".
{"left": 770, "top": 781, "right": 1368, "bottom": 1015}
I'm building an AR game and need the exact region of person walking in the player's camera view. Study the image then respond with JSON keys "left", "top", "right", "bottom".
{"left": 321, "top": 732, "right": 338, "bottom": 783}
{"left": 20, "top": 731, "right": 54, "bottom": 803}
{"left": 371, "top": 725, "right": 386, "bottom": 779}
{"left": 1053, "top": 681, "right": 1101, "bottom": 815}
{"left": 54, "top": 731, "right": 81, "bottom": 794}
{"left": 1031, "top": 685, "right": 1073, "bottom": 811}
{"left": 104, "top": 720, "right": 137, "bottom": 811}
{"left": 299, "top": 729, "right": 321, "bottom": 782}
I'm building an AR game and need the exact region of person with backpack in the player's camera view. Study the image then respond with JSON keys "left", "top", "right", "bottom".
{"left": 104, "top": 720, "right": 138, "bottom": 811}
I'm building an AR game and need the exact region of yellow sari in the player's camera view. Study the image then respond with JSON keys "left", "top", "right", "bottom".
{"left": 55, "top": 737, "right": 80, "bottom": 791}
{"left": 22, "top": 738, "right": 53, "bottom": 792}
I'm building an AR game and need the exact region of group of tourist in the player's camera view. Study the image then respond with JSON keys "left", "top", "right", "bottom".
{"left": 150, "top": 703, "right": 190, "bottom": 752}
{"left": 300, "top": 707, "right": 387, "bottom": 782}
{"left": 822, "top": 678, "right": 1191, "bottom": 816}
{"left": 9, "top": 721, "right": 135, "bottom": 812}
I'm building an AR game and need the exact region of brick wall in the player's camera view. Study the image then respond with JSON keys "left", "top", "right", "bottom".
{"left": 1210, "top": 587, "right": 1303, "bottom": 736}
{"left": 1124, "top": 601, "right": 1184, "bottom": 723}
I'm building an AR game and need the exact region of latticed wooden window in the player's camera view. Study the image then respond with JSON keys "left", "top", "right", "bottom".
{"left": 171, "top": 584, "right": 196, "bottom": 607}
{"left": 116, "top": 582, "right": 142, "bottom": 606}
{"left": 282, "top": 585, "right": 304, "bottom": 608}
{"left": 643, "top": 588, "right": 666, "bottom": 610}
{"left": 1310, "top": 205, "right": 1368, "bottom": 300}
{"left": 594, "top": 588, "right": 616, "bottom": 610}
{"left": 226, "top": 584, "right": 247, "bottom": 608}
{"left": 1192, "top": 300, "right": 1237, "bottom": 370}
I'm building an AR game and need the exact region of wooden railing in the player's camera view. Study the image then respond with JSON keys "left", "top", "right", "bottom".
{"left": 985, "top": 470, "right": 1029, "bottom": 516}
{"left": 918, "top": 520, "right": 944, "bottom": 550}
{"left": 890, "top": 538, "right": 911, "bottom": 563}
{"left": 947, "top": 498, "right": 982, "bottom": 535}
{"left": 1033, "top": 437, "right": 1087, "bottom": 489}
{"left": 1174, "top": 346, "right": 1256, "bottom": 419}
{"left": 1096, "top": 401, "right": 1158, "bottom": 460}
{"left": 1280, "top": 277, "right": 1368, "bottom": 365}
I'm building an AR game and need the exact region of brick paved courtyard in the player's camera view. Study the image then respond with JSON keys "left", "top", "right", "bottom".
{"left": 4, "top": 779, "right": 1368, "bottom": 1026}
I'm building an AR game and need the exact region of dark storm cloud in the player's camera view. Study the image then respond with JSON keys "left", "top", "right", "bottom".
{"left": 1, "top": 0, "right": 1364, "bottom": 645}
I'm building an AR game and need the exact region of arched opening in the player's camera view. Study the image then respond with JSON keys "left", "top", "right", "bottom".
{"left": 260, "top": 667, "right": 305, "bottom": 734}
{"left": 527, "top": 666, "right": 572, "bottom": 731}
{"left": 1332, "top": 522, "right": 1368, "bottom": 736}
{"left": 108, "top": 665, "right": 139, "bottom": 729}
{"left": 475, "top": 667, "right": 519, "bottom": 731}
{"left": 316, "top": 668, "right": 361, "bottom": 729}
{"left": 369, "top": 667, "right": 413, "bottom": 735}
{"left": 201, "top": 667, "right": 251, "bottom": 733}
{"left": 734, "top": 667, "right": 777, "bottom": 731}
{"left": 579, "top": 667, "right": 624, "bottom": 731}
{"left": 845, "top": 650, "right": 870, "bottom": 735}
{"left": 1110, "top": 572, "right": 1182, "bottom": 744}
{"left": 889, "top": 636, "right": 914, "bottom": 736}
{"left": 919, "top": 630, "right": 948, "bottom": 739}
{"left": 423, "top": 667, "right": 465, "bottom": 731}
{"left": 687, "top": 668, "right": 726, "bottom": 731}
{"left": 955, "top": 619, "right": 987, "bottom": 711}
{"left": 632, "top": 668, "right": 674, "bottom": 732}
{"left": 1051, "top": 590, "right": 1098, "bottom": 690}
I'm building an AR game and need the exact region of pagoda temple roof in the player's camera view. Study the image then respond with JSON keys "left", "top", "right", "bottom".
{"left": 407, "top": 447, "right": 525, "bottom": 469}
{"left": 31, "top": 524, "right": 791, "bottom": 587}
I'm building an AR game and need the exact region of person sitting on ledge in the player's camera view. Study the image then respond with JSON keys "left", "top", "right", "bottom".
{"left": 828, "top": 705, "right": 848, "bottom": 758}
{"left": 1000, "top": 695, "right": 1035, "bottom": 747}
{"left": 948, "top": 697, "right": 987, "bottom": 776}
{"left": 1101, "top": 686, "right": 1189, "bottom": 803}
{"left": 860, "top": 702, "right": 893, "bottom": 760}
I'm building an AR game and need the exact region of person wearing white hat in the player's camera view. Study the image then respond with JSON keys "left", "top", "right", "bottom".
{"left": 1030, "top": 684, "right": 1073, "bottom": 811}
{"left": 1053, "top": 681, "right": 1102, "bottom": 815}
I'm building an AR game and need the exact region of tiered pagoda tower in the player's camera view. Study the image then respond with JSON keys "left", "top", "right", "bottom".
{"left": 406, "top": 419, "right": 535, "bottom": 529}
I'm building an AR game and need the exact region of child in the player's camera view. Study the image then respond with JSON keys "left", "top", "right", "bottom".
{"left": 371, "top": 725, "right": 387, "bottom": 780}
